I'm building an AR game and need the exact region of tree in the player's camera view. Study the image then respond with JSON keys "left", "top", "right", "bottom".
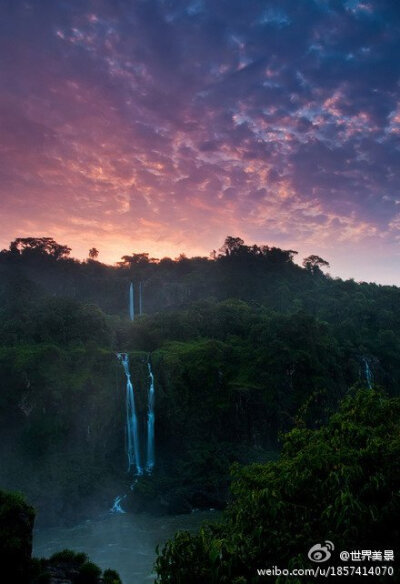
{"left": 264, "top": 246, "right": 298, "bottom": 263}
{"left": 218, "top": 237, "right": 297, "bottom": 264}
{"left": 118, "top": 252, "right": 158, "bottom": 266}
{"left": 156, "top": 389, "right": 400, "bottom": 583}
{"left": 88, "top": 248, "right": 99, "bottom": 260}
{"left": 8, "top": 237, "right": 71, "bottom": 260}
{"left": 218, "top": 236, "right": 246, "bottom": 257}
{"left": 303, "top": 254, "right": 330, "bottom": 274}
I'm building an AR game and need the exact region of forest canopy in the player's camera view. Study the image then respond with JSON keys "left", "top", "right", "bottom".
{"left": 0, "top": 234, "right": 398, "bottom": 529}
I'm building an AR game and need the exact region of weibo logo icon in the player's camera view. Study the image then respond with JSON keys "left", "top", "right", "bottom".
{"left": 308, "top": 541, "right": 335, "bottom": 563}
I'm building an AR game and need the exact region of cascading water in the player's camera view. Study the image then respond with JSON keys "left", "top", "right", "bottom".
{"left": 146, "top": 359, "right": 155, "bottom": 473}
{"left": 111, "top": 495, "right": 126, "bottom": 513}
{"left": 117, "top": 353, "right": 142, "bottom": 475}
{"left": 363, "top": 357, "right": 373, "bottom": 389}
{"left": 112, "top": 352, "right": 155, "bottom": 513}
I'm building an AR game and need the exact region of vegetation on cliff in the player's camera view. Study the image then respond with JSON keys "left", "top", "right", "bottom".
{"left": 0, "top": 236, "right": 399, "bottom": 524}
{"left": 155, "top": 389, "right": 400, "bottom": 583}
{"left": 0, "top": 489, "right": 122, "bottom": 584}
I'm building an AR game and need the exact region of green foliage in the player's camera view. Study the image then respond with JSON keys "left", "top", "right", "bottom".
{"left": 76, "top": 561, "right": 102, "bottom": 584}
{"left": 49, "top": 549, "right": 88, "bottom": 565}
{"left": 156, "top": 530, "right": 212, "bottom": 583}
{"left": 0, "top": 345, "right": 126, "bottom": 525}
{"left": 30, "top": 557, "right": 50, "bottom": 583}
{"left": 0, "top": 234, "right": 399, "bottom": 524}
{"left": 103, "top": 569, "right": 123, "bottom": 584}
{"left": 155, "top": 389, "right": 400, "bottom": 583}
{"left": 37, "top": 553, "right": 120, "bottom": 584}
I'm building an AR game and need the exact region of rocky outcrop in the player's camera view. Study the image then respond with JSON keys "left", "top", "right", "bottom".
{"left": 0, "top": 489, "right": 121, "bottom": 584}
{"left": 0, "top": 490, "right": 35, "bottom": 584}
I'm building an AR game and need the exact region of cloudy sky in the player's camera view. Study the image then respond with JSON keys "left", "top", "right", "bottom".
{"left": 0, "top": 0, "right": 399, "bottom": 282}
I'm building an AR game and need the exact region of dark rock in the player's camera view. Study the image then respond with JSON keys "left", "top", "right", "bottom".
{"left": 165, "top": 493, "right": 192, "bottom": 515}
{"left": 0, "top": 490, "right": 35, "bottom": 584}
{"left": 189, "top": 489, "right": 227, "bottom": 511}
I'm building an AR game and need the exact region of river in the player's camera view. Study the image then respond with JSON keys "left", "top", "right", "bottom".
{"left": 33, "top": 510, "right": 219, "bottom": 584}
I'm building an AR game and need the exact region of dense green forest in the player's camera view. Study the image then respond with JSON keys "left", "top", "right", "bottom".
{"left": 155, "top": 389, "right": 400, "bottom": 583}
{"left": 0, "top": 236, "right": 399, "bottom": 527}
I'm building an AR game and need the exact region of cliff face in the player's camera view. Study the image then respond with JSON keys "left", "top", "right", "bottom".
{"left": 0, "top": 347, "right": 129, "bottom": 526}
{"left": 0, "top": 490, "right": 35, "bottom": 584}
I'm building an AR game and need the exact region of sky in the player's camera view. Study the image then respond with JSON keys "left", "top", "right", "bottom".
{"left": 0, "top": 0, "right": 399, "bottom": 283}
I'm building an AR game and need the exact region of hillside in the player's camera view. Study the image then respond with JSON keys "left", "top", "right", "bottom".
{"left": 0, "top": 236, "right": 399, "bottom": 525}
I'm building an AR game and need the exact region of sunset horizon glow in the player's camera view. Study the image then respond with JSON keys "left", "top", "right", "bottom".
{"left": 1, "top": 1, "right": 399, "bottom": 285}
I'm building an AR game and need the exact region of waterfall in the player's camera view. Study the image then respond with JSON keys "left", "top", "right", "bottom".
{"left": 111, "top": 495, "right": 126, "bottom": 514}
{"left": 112, "top": 352, "right": 157, "bottom": 512}
{"left": 146, "top": 359, "right": 155, "bottom": 473}
{"left": 117, "top": 353, "right": 142, "bottom": 475}
{"left": 129, "top": 282, "right": 134, "bottom": 321}
{"left": 111, "top": 352, "right": 155, "bottom": 513}
{"left": 363, "top": 357, "right": 373, "bottom": 389}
